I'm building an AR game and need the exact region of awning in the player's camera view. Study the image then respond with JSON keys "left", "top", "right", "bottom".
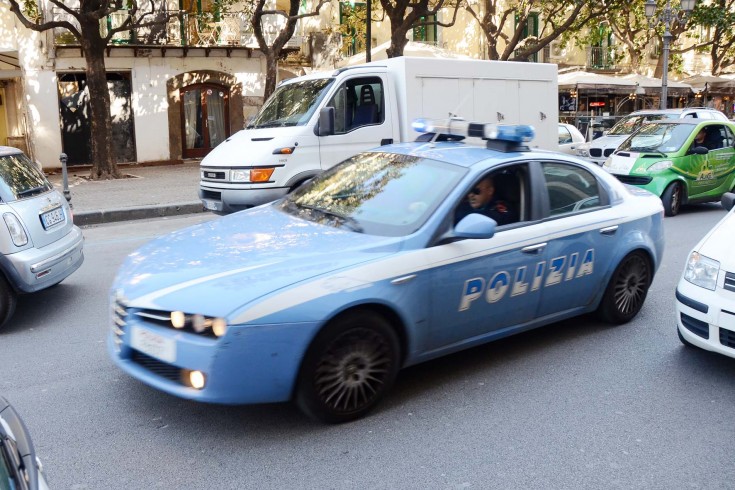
{"left": 558, "top": 71, "right": 637, "bottom": 94}
{"left": 679, "top": 75, "right": 735, "bottom": 94}
{"left": 620, "top": 73, "right": 692, "bottom": 97}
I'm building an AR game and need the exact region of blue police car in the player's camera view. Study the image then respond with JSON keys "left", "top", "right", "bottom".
{"left": 108, "top": 120, "right": 665, "bottom": 423}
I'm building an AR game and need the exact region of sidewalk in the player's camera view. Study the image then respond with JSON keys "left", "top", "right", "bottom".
{"left": 46, "top": 160, "right": 206, "bottom": 226}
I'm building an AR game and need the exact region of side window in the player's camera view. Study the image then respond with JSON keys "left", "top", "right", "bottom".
{"left": 542, "top": 162, "right": 602, "bottom": 216}
{"left": 705, "top": 125, "right": 725, "bottom": 150}
{"left": 454, "top": 164, "right": 528, "bottom": 227}
{"left": 558, "top": 125, "right": 572, "bottom": 144}
{"left": 723, "top": 126, "right": 735, "bottom": 147}
{"left": 325, "top": 76, "right": 384, "bottom": 135}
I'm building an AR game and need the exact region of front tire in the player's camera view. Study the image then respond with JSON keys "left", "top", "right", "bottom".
{"left": 295, "top": 311, "right": 400, "bottom": 424}
{"left": 0, "top": 276, "right": 17, "bottom": 331}
{"left": 597, "top": 252, "right": 651, "bottom": 325}
{"left": 662, "top": 182, "right": 683, "bottom": 217}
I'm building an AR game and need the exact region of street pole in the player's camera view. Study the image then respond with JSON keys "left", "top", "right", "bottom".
{"left": 661, "top": 27, "right": 671, "bottom": 109}
{"left": 365, "top": 0, "right": 371, "bottom": 63}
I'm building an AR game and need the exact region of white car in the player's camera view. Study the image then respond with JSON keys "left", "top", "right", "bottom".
{"left": 575, "top": 108, "right": 729, "bottom": 166}
{"left": 675, "top": 192, "right": 735, "bottom": 357}
{"left": 558, "top": 123, "right": 586, "bottom": 154}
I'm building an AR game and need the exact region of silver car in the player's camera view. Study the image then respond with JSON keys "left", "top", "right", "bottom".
{"left": 0, "top": 396, "right": 50, "bottom": 489}
{"left": 0, "top": 147, "right": 84, "bottom": 329}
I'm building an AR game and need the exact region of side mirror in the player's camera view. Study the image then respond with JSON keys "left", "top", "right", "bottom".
{"left": 454, "top": 213, "right": 497, "bottom": 239}
{"left": 315, "top": 107, "right": 335, "bottom": 136}
{"left": 722, "top": 192, "right": 735, "bottom": 212}
{"left": 690, "top": 146, "right": 709, "bottom": 155}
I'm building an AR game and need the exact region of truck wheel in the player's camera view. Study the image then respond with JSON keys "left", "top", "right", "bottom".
{"left": 0, "top": 276, "right": 17, "bottom": 331}
{"left": 295, "top": 310, "right": 400, "bottom": 424}
{"left": 661, "top": 182, "right": 683, "bottom": 217}
{"left": 597, "top": 251, "right": 651, "bottom": 325}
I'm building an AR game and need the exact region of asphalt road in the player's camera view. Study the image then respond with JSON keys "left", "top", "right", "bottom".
{"left": 2, "top": 204, "right": 734, "bottom": 489}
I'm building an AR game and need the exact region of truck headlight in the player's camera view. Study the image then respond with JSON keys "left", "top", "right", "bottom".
{"left": 683, "top": 251, "right": 719, "bottom": 290}
{"left": 231, "top": 170, "right": 250, "bottom": 182}
{"left": 230, "top": 169, "right": 275, "bottom": 183}
{"left": 647, "top": 160, "right": 673, "bottom": 172}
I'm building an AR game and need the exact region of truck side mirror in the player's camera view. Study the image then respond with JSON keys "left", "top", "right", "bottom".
{"left": 316, "top": 107, "right": 335, "bottom": 136}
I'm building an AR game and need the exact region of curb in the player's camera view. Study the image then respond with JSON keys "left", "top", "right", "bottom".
{"left": 73, "top": 202, "right": 206, "bottom": 226}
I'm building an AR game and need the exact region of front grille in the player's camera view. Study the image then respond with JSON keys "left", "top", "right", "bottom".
{"left": 680, "top": 313, "right": 709, "bottom": 339}
{"left": 131, "top": 350, "right": 183, "bottom": 384}
{"left": 603, "top": 149, "right": 615, "bottom": 157}
{"left": 202, "top": 170, "right": 226, "bottom": 180}
{"left": 615, "top": 175, "right": 653, "bottom": 186}
{"left": 201, "top": 189, "right": 222, "bottom": 200}
{"left": 590, "top": 148, "right": 602, "bottom": 158}
{"left": 133, "top": 308, "right": 218, "bottom": 338}
{"left": 719, "top": 328, "right": 735, "bottom": 349}
{"left": 724, "top": 272, "right": 735, "bottom": 293}
{"left": 111, "top": 295, "right": 129, "bottom": 352}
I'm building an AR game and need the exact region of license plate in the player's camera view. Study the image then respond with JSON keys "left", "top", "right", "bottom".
{"left": 40, "top": 207, "right": 65, "bottom": 229}
{"left": 130, "top": 326, "right": 176, "bottom": 363}
{"left": 202, "top": 199, "right": 222, "bottom": 211}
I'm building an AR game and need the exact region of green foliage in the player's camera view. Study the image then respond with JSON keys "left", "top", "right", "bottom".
{"left": 21, "top": 0, "right": 40, "bottom": 23}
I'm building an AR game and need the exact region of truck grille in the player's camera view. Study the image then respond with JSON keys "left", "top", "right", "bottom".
{"left": 724, "top": 272, "right": 735, "bottom": 293}
{"left": 614, "top": 175, "right": 652, "bottom": 186}
{"left": 680, "top": 313, "right": 709, "bottom": 339}
{"left": 202, "top": 170, "right": 226, "bottom": 180}
{"left": 719, "top": 328, "right": 735, "bottom": 349}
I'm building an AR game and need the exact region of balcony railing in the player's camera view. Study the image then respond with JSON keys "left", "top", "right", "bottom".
{"left": 586, "top": 46, "right": 617, "bottom": 71}
{"left": 52, "top": 9, "right": 301, "bottom": 50}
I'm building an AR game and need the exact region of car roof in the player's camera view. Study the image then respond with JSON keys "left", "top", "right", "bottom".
{"left": 376, "top": 140, "right": 569, "bottom": 168}
{"left": 631, "top": 107, "right": 721, "bottom": 115}
{"left": 0, "top": 146, "right": 25, "bottom": 157}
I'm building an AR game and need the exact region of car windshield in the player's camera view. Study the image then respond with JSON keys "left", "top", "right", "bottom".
{"left": 279, "top": 151, "right": 466, "bottom": 237}
{"left": 248, "top": 78, "right": 334, "bottom": 129}
{"left": 607, "top": 114, "right": 677, "bottom": 135}
{"left": 0, "top": 152, "right": 52, "bottom": 202}
{"left": 618, "top": 123, "right": 694, "bottom": 154}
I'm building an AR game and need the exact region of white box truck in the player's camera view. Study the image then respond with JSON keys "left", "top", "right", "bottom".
{"left": 199, "top": 57, "right": 559, "bottom": 214}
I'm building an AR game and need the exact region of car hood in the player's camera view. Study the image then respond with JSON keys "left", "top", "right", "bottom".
{"left": 696, "top": 210, "right": 735, "bottom": 271}
{"left": 587, "top": 134, "right": 628, "bottom": 149}
{"left": 113, "top": 205, "right": 403, "bottom": 316}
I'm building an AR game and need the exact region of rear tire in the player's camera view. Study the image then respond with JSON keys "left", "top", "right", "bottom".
{"left": 0, "top": 276, "right": 17, "bottom": 331}
{"left": 597, "top": 251, "right": 651, "bottom": 325}
{"left": 661, "top": 182, "right": 683, "bottom": 217}
{"left": 295, "top": 310, "right": 400, "bottom": 424}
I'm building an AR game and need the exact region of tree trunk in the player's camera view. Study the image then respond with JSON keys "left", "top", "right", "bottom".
{"left": 80, "top": 18, "right": 120, "bottom": 180}
{"left": 263, "top": 51, "right": 278, "bottom": 100}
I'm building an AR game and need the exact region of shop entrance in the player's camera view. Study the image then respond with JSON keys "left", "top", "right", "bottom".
{"left": 181, "top": 83, "right": 230, "bottom": 158}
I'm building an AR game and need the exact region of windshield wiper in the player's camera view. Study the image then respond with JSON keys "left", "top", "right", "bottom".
{"left": 252, "top": 122, "right": 285, "bottom": 129}
{"left": 295, "top": 203, "right": 364, "bottom": 232}
{"left": 17, "top": 185, "right": 46, "bottom": 198}
{"left": 630, "top": 147, "right": 667, "bottom": 157}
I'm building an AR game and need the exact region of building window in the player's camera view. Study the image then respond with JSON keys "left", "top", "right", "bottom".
{"left": 515, "top": 13, "right": 538, "bottom": 62}
{"left": 413, "top": 14, "right": 437, "bottom": 44}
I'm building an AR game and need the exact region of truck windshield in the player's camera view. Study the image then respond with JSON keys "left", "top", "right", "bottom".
{"left": 278, "top": 151, "right": 466, "bottom": 237}
{"left": 248, "top": 78, "right": 334, "bottom": 129}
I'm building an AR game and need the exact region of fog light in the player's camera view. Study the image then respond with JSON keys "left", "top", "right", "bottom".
{"left": 189, "top": 370, "right": 206, "bottom": 390}
{"left": 212, "top": 317, "right": 228, "bottom": 337}
{"left": 171, "top": 311, "right": 185, "bottom": 329}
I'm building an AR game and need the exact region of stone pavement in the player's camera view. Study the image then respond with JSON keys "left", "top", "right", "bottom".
{"left": 45, "top": 160, "right": 206, "bottom": 226}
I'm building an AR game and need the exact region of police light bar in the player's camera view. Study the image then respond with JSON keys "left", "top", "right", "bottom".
{"left": 412, "top": 118, "right": 535, "bottom": 143}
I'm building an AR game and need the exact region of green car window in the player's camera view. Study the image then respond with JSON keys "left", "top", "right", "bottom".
{"left": 618, "top": 123, "right": 694, "bottom": 154}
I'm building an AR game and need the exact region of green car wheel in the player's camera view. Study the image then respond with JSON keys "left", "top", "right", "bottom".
{"left": 662, "top": 181, "right": 683, "bottom": 217}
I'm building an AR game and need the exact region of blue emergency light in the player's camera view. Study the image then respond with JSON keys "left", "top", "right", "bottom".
{"left": 412, "top": 118, "right": 535, "bottom": 145}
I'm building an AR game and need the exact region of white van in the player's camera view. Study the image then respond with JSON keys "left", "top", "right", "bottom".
{"left": 199, "top": 57, "right": 559, "bottom": 214}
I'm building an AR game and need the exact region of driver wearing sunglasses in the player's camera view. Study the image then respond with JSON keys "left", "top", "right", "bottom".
{"left": 465, "top": 176, "right": 517, "bottom": 226}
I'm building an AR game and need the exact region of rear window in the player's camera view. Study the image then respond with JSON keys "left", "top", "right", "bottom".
{"left": 0, "top": 153, "right": 52, "bottom": 202}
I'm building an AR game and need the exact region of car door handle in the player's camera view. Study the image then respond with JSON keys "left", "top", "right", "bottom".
{"left": 521, "top": 243, "right": 547, "bottom": 254}
{"left": 600, "top": 225, "right": 619, "bottom": 236}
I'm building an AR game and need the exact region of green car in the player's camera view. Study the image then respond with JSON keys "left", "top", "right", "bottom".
{"left": 602, "top": 120, "right": 735, "bottom": 216}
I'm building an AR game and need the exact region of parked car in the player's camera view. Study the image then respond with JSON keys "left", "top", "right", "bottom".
{"left": 0, "top": 147, "right": 84, "bottom": 330}
{"left": 602, "top": 119, "right": 735, "bottom": 216}
{"left": 0, "top": 396, "right": 50, "bottom": 489}
{"left": 675, "top": 192, "right": 735, "bottom": 357}
{"left": 109, "top": 120, "right": 664, "bottom": 423}
{"left": 558, "top": 123, "right": 586, "bottom": 155}
{"left": 575, "top": 108, "right": 729, "bottom": 166}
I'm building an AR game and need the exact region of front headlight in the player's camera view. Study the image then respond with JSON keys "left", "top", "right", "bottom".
{"left": 647, "top": 160, "right": 673, "bottom": 172}
{"left": 231, "top": 170, "right": 250, "bottom": 182}
{"left": 683, "top": 251, "right": 720, "bottom": 290}
{"left": 575, "top": 146, "right": 590, "bottom": 158}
